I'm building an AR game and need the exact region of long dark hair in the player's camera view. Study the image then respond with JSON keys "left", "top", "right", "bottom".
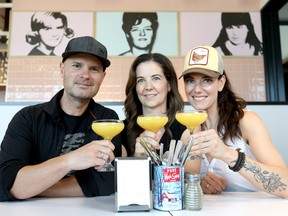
{"left": 217, "top": 71, "right": 247, "bottom": 143}
{"left": 124, "top": 53, "right": 183, "bottom": 154}
{"left": 212, "top": 13, "right": 263, "bottom": 55}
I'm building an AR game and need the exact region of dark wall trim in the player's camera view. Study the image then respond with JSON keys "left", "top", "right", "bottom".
{"left": 261, "top": 0, "right": 287, "bottom": 102}
{"left": 279, "top": 21, "right": 288, "bottom": 25}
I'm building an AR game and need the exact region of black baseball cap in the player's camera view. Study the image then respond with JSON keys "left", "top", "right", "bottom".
{"left": 62, "top": 36, "right": 111, "bottom": 68}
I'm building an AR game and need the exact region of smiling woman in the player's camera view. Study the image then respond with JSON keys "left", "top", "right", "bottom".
{"left": 121, "top": 53, "right": 185, "bottom": 157}
{"left": 181, "top": 45, "right": 288, "bottom": 199}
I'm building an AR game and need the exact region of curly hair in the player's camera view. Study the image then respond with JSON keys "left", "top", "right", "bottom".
{"left": 217, "top": 71, "right": 247, "bottom": 143}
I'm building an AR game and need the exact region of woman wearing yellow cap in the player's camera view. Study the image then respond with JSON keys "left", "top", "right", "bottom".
{"left": 180, "top": 45, "right": 288, "bottom": 199}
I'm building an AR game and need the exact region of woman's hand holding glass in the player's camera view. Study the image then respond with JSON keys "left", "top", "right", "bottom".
{"left": 135, "top": 114, "right": 167, "bottom": 157}
{"left": 190, "top": 129, "right": 231, "bottom": 161}
{"left": 134, "top": 129, "right": 164, "bottom": 157}
{"left": 176, "top": 110, "right": 207, "bottom": 160}
{"left": 190, "top": 130, "right": 229, "bottom": 194}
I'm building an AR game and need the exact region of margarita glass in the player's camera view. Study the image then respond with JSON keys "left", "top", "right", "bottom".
{"left": 91, "top": 119, "right": 124, "bottom": 171}
{"left": 175, "top": 110, "right": 207, "bottom": 160}
{"left": 175, "top": 110, "right": 207, "bottom": 132}
{"left": 136, "top": 114, "right": 168, "bottom": 156}
{"left": 136, "top": 114, "right": 168, "bottom": 133}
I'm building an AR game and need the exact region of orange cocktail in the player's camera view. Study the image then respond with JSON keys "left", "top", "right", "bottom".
{"left": 137, "top": 115, "right": 168, "bottom": 133}
{"left": 91, "top": 119, "right": 124, "bottom": 172}
{"left": 175, "top": 110, "right": 207, "bottom": 131}
{"left": 92, "top": 120, "right": 124, "bottom": 140}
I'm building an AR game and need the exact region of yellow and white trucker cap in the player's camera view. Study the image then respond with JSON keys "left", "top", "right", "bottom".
{"left": 180, "top": 45, "right": 224, "bottom": 79}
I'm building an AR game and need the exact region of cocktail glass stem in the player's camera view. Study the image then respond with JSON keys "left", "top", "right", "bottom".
{"left": 189, "top": 130, "right": 202, "bottom": 160}
{"left": 100, "top": 148, "right": 114, "bottom": 171}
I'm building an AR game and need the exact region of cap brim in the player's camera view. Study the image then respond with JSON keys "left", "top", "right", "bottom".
{"left": 62, "top": 51, "right": 111, "bottom": 68}
{"left": 179, "top": 68, "right": 219, "bottom": 79}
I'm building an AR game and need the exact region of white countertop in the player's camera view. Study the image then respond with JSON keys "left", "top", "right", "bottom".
{"left": 1, "top": 192, "right": 288, "bottom": 216}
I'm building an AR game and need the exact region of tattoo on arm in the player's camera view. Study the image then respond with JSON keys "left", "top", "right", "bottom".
{"left": 243, "top": 161, "right": 287, "bottom": 193}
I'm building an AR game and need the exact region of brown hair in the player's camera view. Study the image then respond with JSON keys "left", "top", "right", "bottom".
{"left": 124, "top": 53, "right": 183, "bottom": 154}
{"left": 217, "top": 71, "right": 247, "bottom": 142}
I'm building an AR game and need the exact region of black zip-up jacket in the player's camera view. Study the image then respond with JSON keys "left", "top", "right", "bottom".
{"left": 0, "top": 89, "right": 121, "bottom": 201}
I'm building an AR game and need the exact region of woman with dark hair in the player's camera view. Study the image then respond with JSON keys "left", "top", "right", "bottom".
{"left": 212, "top": 13, "right": 263, "bottom": 56}
{"left": 180, "top": 45, "right": 288, "bottom": 198}
{"left": 119, "top": 12, "right": 158, "bottom": 56}
{"left": 122, "top": 53, "right": 185, "bottom": 156}
{"left": 26, "top": 12, "right": 74, "bottom": 56}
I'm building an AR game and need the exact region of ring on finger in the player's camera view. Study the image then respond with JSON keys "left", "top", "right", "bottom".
{"left": 203, "top": 136, "right": 207, "bottom": 142}
{"left": 99, "top": 151, "right": 104, "bottom": 160}
{"left": 206, "top": 183, "right": 210, "bottom": 189}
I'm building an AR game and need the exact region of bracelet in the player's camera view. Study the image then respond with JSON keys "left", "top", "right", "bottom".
{"left": 228, "top": 148, "right": 246, "bottom": 172}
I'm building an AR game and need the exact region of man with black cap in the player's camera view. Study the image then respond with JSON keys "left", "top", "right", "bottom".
{"left": 0, "top": 36, "right": 121, "bottom": 201}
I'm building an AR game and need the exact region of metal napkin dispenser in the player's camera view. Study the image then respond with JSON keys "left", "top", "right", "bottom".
{"left": 115, "top": 157, "right": 152, "bottom": 212}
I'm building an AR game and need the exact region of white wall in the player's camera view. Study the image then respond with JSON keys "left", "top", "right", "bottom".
{"left": 1, "top": 103, "right": 288, "bottom": 165}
